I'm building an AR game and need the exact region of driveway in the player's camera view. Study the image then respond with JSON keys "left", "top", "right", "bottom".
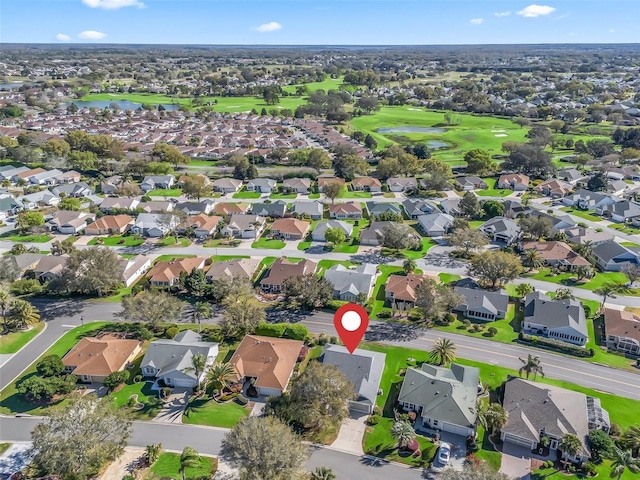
{"left": 500, "top": 443, "right": 533, "bottom": 480}
{"left": 152, "top": 387, "right": 190, "bottom": 424}
{"left": 330, "top": 411, "right": 368, "bottom": 455}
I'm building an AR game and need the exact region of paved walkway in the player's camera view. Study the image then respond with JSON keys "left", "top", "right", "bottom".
{"left": 98, "top": 448, "right": 145, "bottom": 480}
{"left": 153, "top": 388, "right": 190, "bottom": 424}
{"left": 330, "top": 411, "right": 367, "bottom": 455}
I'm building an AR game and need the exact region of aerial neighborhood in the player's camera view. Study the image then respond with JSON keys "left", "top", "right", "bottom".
{"left": 1, "top": 43, "right": 640, "bottom": 480}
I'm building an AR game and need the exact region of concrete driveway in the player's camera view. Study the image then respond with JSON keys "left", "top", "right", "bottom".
{"left": 500, "top": 443, "right": 532, "bottom": 480}
{"left": 330, "top": 411, "right": 368, "bottom": 455}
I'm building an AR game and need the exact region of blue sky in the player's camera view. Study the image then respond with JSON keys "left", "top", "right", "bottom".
{"left": 1, "top": 1, "right": 638, "bottom": 44}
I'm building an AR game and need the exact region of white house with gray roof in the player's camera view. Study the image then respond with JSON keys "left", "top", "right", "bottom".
{"left": 292, "top": 201, "right": 324, "bottom": 220}
{"left": 417, "top": 212, "right": 454, "bottom": 237}
{"left": 323, "top": 263, "right": 377, "bottom": 302}
{"left": 140, "top": 330, "right": 218, "bottom": 388}
{"left": 212, "top": 177, "right": 242, "bottom": 194}
{"left": 321, "top": 345, "right": 385, "bottom": 414}
{"left": 402, "top": 199, "right": 439, "bottom": 219}
{"left": 479, "top": 216, "right": 521, "bottom": 244}
{"left": 523, "top": 292, "right": 588, "bottom": 346}
{"left": 246, "top": 178, "right": 277, "bottom": 193}
{"left": 251, "top": 201, "right": 287, "bottom": 218}
{"left": 453, "top": 287, "right": 509, "bottom": 321}
{"left": 131, "top": 213, "right": 178, "bottom": 237}
{"left": 140, "top": 175, "right": 175, "bottom": 193}
{"left": 398, "top": 363, "right": 480, "bottom": 437}
{"left": 593, "top": 241, "right": 640, "bottom": 271}
{"left": 312, "top": 220, "right": 353, "bottom": 242}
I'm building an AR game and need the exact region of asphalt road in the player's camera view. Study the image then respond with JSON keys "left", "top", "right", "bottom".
{"left": 0, "top": 416, "right": 423, "bottom": 480}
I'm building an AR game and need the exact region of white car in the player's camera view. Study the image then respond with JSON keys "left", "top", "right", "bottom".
{"left": 437, "top": 442, "right": 451, "bottom": 465}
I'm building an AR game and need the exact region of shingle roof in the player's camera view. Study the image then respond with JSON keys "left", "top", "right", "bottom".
{"left": 603, "top": 308, "right": 640, "bottom": 343}
{"left": 454, "top": 286, "right": 509, "bottom": 315}
{"left": 523, "top": 291, "right": 587, "bottom": 336}
{"left": 206, "top": 258, "right": 261, "bottom": 280}
{"left": 62, "top": 335, "right": 141, "bottom": 376}
{"left": 324, "top": 263, "right": 377, "bottom": 297}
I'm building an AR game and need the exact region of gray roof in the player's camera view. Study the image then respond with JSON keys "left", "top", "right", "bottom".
{"left": 251, "top": 202, "right": 287, "bottom": 217}
{"left": 292, "top": 201, "right": 323, "bottom": 217}
{"left": 608, "top": 200, "right": 640, "bottom": 218}
{"left": 322, "top": 344, "right": 386, "bottom": 406}
{"left": 524, "top": 291, "right": 587, "bottom": 336}
{"left": 479, "top": 216, "right": 521, "bottom": 238}
{"left": 607, "top": 179, "right": 628, "bottom": 193}
{"left": 593, "top": 241, "right": 639, "bottom": 264}
{"left": 558, "top": 168, "right": 583, "bottom": 182}
{"left": 454, "top": 286, "right": 509, "bottom": 315}
{"left": 0, "top": 195, "right": 22, "bottom": 210}
{"left": 140, "top": 330, "right": 218, "bottom": 380}
{"left": 313, "top": 220, "right": 353, "bottom": 238}
{"left": 530, "top": 211, "right": 575, "bottom": 231}
{"left": 133, "top": 213, "right": 175, "bottom": 231}
{"left": 567, "top": 188, "right": 612, "bottom": 205}
{"left": 501, "top": 377, "right": 591, "bottom": 457}
{"left": 440, "top": 198, "right": 462, "bottom": 214}
{"left": 51, "top": 182, "right": 91, "bottom": 196}
{"left": 398, "top": 363, "right": 479, "bottom": 428}
{"left": 402, "top": 199, "right": 438, "bottom": 217}
{"left": 323, "top": 263, "right": 377, "bottom": 297}
{"left": 360, "top": 221, "right": 396, "bottom": 243}
{"left": 248, "top": 178, "right": 277, "bottom": 188}
{"left": 365, "top": 201, "right": 402, "bottom": 217}
{"left": 417, "top": 213, "right": 454, "bottom": 234}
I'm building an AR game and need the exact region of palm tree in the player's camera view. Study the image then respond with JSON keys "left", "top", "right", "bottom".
{"left": 610, "top": 447, "right": 640, "bottom": 480}
{"left": 192, "top": 301, "right": 211, "bottom": 333}
{"left": 515, "top": 283, "right": 534, "bottom": 299}
{"left": 620, "top": 425, "right": 640, "bottom": 456}
{"left": 8, "top": 300, "right": 40, "bottom": 331}
{"left": 179, "top": 446, "right": 200, "bottom": 480}
{"left": 479, "top": 402, "right": 509, "bottom": 436}
{"left": 430, "top": 338, "right": 457, "bottom": 366}
{"left": 144, "top": 443, "right": 162, "bottom": 465}
{"left": 595, "top": 283, "right": 626, "bottom": 312}
{"left": 403, "top": 258, "right": 417, "bottom": 274}
{"left": 183, "top": 353, "right": 207, "bottom": 392}
{"left": 518, "top": 354, "right": 544, "bottom": 380}
{"left": 523, "top": 249, "right": 545, "bottom": 271}
{"left": 310, "top": 466, "right": 337, "bottom": 480}
{"left": 574, "top": 265, "right": 595, "bottom": 282}
{"left": 558, "top": 433, "right": 583, "bottom": 470}
{"left": 554, "top": 287, "right": 575, "bottom": 300}
{"left": 391, "top": 421, "right": 416, "bottom": 449}
{"left": 576, "top": 240, "right": 595, "bottom": 263}
{"left": 0, "top": 290, "right": 9, "bottom": 331}
{"left": 206, "top": 362, "right": 238, "bottom": 397}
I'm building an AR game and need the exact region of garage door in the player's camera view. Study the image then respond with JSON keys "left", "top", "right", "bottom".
{"left": 503, "top": 433, "right": 535, "bottom": 448}
{"left": 173, "top": 378, "right": 195, "bottom": 388}
{"left": 442, "top": 422, "right": 470, "bottom": 436}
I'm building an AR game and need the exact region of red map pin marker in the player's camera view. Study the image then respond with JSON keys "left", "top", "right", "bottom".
{"left": 334, "top": 303, "right": 369, "bottom": 354}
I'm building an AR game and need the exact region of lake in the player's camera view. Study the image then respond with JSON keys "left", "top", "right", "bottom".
{"left": 426, "top": 140, "right": 450, "bottom": 149}
{"left": 67, "top": 100, "right": 181, "bottom": 111}
{"left": 377, "top": 126, "right": 446, "bottom": 134}
{"left": 0, "top": 82, "right": 24, "bottom": 91}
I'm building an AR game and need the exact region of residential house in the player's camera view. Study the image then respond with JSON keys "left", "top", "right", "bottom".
{"left": 131, "top": 213, "right": 178, "bottom": 237}
{"left": 603, "top": 308, "right": 640, "bottom": 356}
{"left": 45, "top": 211, "right": 94, "bottom": 234}
{"left": 4, "top": 253, "right": 45, "bottom": 278}
{"left": 521, "top": 241, "right": 591, "bottom": 270}
{"left": 221, "top": 214, "right": 266, "bottom": 239}
{"left": 251, "top": 201, "right": 287, "bottom": 218}
{"left": 562, "top": 189, "right": 618, "bottom": 212}
{"left": 498, "top": 174, "right": 530, "bottom": 191}
{"left": 398, "top": 363, "right": 480, "bottom": 437}
{"left": 228, "top": 334, "right": 304, "bottom": 396}
{"left": 501, "top": 377, "right": 609, "bottom": 463}
{"left": 312, "top": 220, "right": 353, "bottom": 242}
{"left": 417, "top": 213, "right": 454, "bottom": 237}
{"left": 440, "top": 198, "right": 462, "bottom": 216}
{"left": 29, "top": 169, "right": 63, "bottom": 185}
{"left": 175, "top": 200, "right": 215, "bottom": 215}
{"left": 323, "top": 263, "right": 377, "bottom": 302}
{"left": 351, "top": 177, "right": 382, "bottom": 192}
{"left": 282, "top": 177, "right": 311, "bottom": 194}
{"left": 455, "top": 176, "right": 487, "bottom": 191}
{"left": 99, "top": 197, "right": 140, "bottom": 213}
{"left": 140, "top": 175, "right": 175, "bottom": 193}
{"left": 0, "top": 166, "right": 30, "bottom": 182}
{"left": 502, "top": 200, "right": 534, "bottom": 219}
{"left": 607, "top": 166, "right": 640, "bottom": 181}
{"left": 141, "top": 330, "right": 219, "bottom": 388}
{"left": 146, "top": 257, "right": 207, "bottom": 287}
{"left": 365, "top": 202, "right": 403, "bottom": 220}
{"left": 119, "top": 255, "right": 152, "bottom": 288}
{"left": 557, "top": 167, "right": 584, "bottom": 185}
{"left": 317, "top": 177, "right": 345, "bottom": 192}
{"left": 600, "top": 201, "right": 640, "bottom": 224}
{"left": 206, "top": 258, "right": 261, "bottom": 283}
{"left": 321, "top": 345, "right": 386, "bottom": 413}
{"left": 84, "top": 214, "right": 134, "bottom": 235}
{"left": 479, "top": 217, "right": 521, "bottom": 244}
{"left": 0, "top": 195, "right": 22, "bottom": 218}
{"left": 62, "top": 334, "right": 142, "bottom": 384}
{"left": 246, "top": 178, "right": 277, "bottom": 193}
{"left": 529, "top": 212, "right": 575, "bottom": 231}
{"left": 607, "top": 179, "right": 628, "bottom": 196}
{"left": 212, "top": 178, "right": 243, "bottom": 194}
{"left": 535, "top": 179, "right": 573, "bottom": 198}
{"left": 138, "top": 201, "right": 174, "bottom": 213}
{"left": 51, "top": 182, "right": 93, "bottom": 198}
{"left": 212, "top": 202, "right": 250, "bottom": 216}
{"left": 402, "top": 199, "right": 439, "bottom": 219}
{"left": 592, "top": 241, "right": 640, "bottom": 271}
{"left": 269, "top": 218, "right": 310, "bottom": 240}
{"left": 330, "top": 201, "right": 363, "bottom": 220}
{"left": 453, "top": 287, "right": 509, "bottom": 321}
{"left": 523, "top": 292, "right": 588, "bottom": 346}
{"left": 385, "top": 273, "right": 428, "bottom": 310}
{"left": 260, "top": 258, "right": 317, "bottom": 293}
{"left": 177, "top": 174, "right": 211, "bottom": 187}
{"left": 189, "top": 214, "right": 222, "bottom": 238}
{"left": 292, "top": 201, "right": 324, "bottom": 220}
{"left": 33, "top": 255, "right": 68, "bottom": 282}
{"left": 100, "top": 176, "right": 124, "bottom": 195}
{"left": 564, "top": 226, "right": 614, "bottom": 246}
{"left": 387, "top": 177, "right": 418, "bottom": 192}
{"left": 19, "top": 190, "right": 60, "bottom": 209}
{"left": 360, "top": 220, "right": 419, "bottom": 247}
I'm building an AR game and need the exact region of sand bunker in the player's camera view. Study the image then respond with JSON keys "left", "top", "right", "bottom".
{"left": 491, "top": 129, "right": 506, "bottom": 133}
{"left": 407, "top": 108, "right": 422, "bottom": 111}
{"left": 495, "top": 134, "right": 508, "bottom": 137}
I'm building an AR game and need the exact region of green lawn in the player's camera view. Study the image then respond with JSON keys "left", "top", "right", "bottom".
{"left": 232, "top": 188, "right": 262, "bottom": 199}
{"left": 147, "top": 188, "right": 182, "bottom": 197}
{"left": 475, "top": 425, "right": 502, "bottom": 471}
{"left": 476, "top": 178, "right": 512, "bottom": 197}
{"left": 533, "top": 460, "right": 637, "bottom": 480}
{"left": 281, "top": 76, "right": 346, "bottom": 94}
{"left": 251, "top": 237, "right": 286, "bottom": 249}
{"left": 157, "top": 236, "right": 191, "bottom": 247}
{"left": 109, "top": 379, "right": 163, "bottom": 421}
{"left": 523, "top": 268, "right": 638, "bottom": 294}
{"left": 400, "top": 237, "right": 436, "bottom": 259}
{"left": 270, "top": 192, "right": 297, "bottom": 199}
{"left": 559, "top": 206, "right": 603, "bottom": 222}
{"left": 609, "top": 223, "right": 640, "bottom": 235}
{"left": 155, "top": 254, "right": 196, "bottom": 262}
{"left": 438, "top": 273, "right": 462, "bottom": 284}
{"left": 95, "top": 286, "right": 133, "bottom": 303}
{"left": 148, "top": 452, "right": 217, "bottom": 480}
{"left": 297, "top": 240, "right": 312, "bottom": 251}
{"left": 1, "top": 234, "right": 52, "bottom": 243}
{"left": 183, "top": 397, "right": 249, "bottom": 428}
{"left": 369, "top": 265, "right": 424, "bottom": 319}
{"left": 620, "top": 242, "right": 640, "bottom": 247}
{"left": 203, "top": 238, "right": 240, "bottom": 248}
{"left": 87, "top": 235, "right": 144, "bottom": 247}
{"left": 308, "top": 193, "right": 321, "bottom": 199}
{"left": 434, "top": 304, "right": 522, "bottom": 344}
{"left": 0, "top": 444, "right": 10, "bottom": 456}
{"left": 337, "top": 186, "right": 372, "bottom": 199}
{"left": 0, "top": 322, "right": 45, "bottom": 354}
{"left": 209, "top": 255, "right": 250, "bottom": 262}
{"left": 317, "top": 259, "right": 355, "bottom": 275}
{"left": 0, "top": 322, "right": 110, "bottom": 415}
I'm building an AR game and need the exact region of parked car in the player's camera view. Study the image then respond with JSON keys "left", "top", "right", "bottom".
{"left": 437, "top": 442, "right": 451, "bottom": 465}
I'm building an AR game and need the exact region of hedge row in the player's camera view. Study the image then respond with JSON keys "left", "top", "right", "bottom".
{"left": 254, "top": 322, "right": 309, "bottom": 341}
{"left": 518, "top": 332, "right": 595, "bottom": 358}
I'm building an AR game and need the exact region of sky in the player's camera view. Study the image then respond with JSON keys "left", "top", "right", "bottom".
{"left": 1, "top": 0, "right": 639, "bottom": 45}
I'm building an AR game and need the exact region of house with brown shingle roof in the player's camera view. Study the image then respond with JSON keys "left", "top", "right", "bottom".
{"left": 535, "top": 179, "right": 573, "bottom": 198}
{"left": 189, "top": 214, "right": 222, "bottom": 238}
{"left": 62, "top": 334, "right": 142, "bottom": 383}
{"left": 212, "top": 202, "right": 250, "bottom": 216}
{"left": 604, "top": 308, "right": 640, "bottom": 355}
{"left": 212, "top": 178, "right": 243, "bottom": 194}
{"left": 351, "top": 177, "right": 382, "bottom": 192}
{"left": 318, "top": 177, "right": 345, "bottom": 192}
{"left": 229, "top": 334, "right": 304, "bottom": 396}
{"left": 206, "top": 258, "right": 261, "bottom": 283}
{"left": 269, "top": 218, "right": 310, "bottom": 240}
{"left": 261, "top": 258, "right": 317, "bottom": 293}
{"left": 498, "top": 174, "right": 530, "bottom": 191}
{"left": 329, "top": 201, "right": 363, "bottom": 220}
{"left": 146, "top": 257, "right": 207, "bottom": 287}
{"left": 84, "top": 214, "right": 134, "bottom": 235}
{"left": 385, "top": 273, "right": 429, "bottom": 309}
{"left": 521, "top": 241, "right": 591, "bottom": 270}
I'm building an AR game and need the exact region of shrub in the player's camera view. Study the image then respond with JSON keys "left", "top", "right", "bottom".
{"left": 134, "top": 374, "right": 143, "bottom": 383}
{"left": 519, "top": 332, "right": 594, "bottom": 357}
{"left": 161, "top": 387, "right": 172, "bottom": 398}
{"left": 408, "top": 311, "right": 422, "bottom": 322}
{"left": 235, "top": 394, "right": 248, "bottom": 405}
{"left": 325, "top": 299, "right": 348, "bottom": 311}
{"left": 470, "top": 323, "right": 484, "bottom": 333}
{"left": 220, "top": 393, "right": 238, "bottom": 401}
{"left": 373, "top": 405, "right": 382, "bottom": 415}
{"left": 18, "top": 374, "right": 77, "bottom": 400}
{"left": 443, "top": 314, "right": 456, "bottom": 325}
{"left": 487, "top": 327, "right": 498, "bottom": 337}
{"left": 165, "top": 326, "right": 179, "bottom": 339}
{"left": 10, "top": 278, "right": 44, "bottom": 295}
{"left": 284, "top": 323, "right": 309, "bottom": 341}
{"left": 255, "top": 322, "right": 287, "bottom": 338}
{"left": 127, "top": 396, "right": 138, "bottom": 407}
{"left": 368, "top": 414, "right": 380, "bottom": 425}
{"left": 36, "top": 355, "right": 65, "bottom": 377}
{"left": 462, "top": 319, "right": 471, "bottom": 327}
{"left": 104, "top": 370, "right": 130, "bottom": 390}
{"left": 377, "top": 311, "right": 392, "bottom": 319}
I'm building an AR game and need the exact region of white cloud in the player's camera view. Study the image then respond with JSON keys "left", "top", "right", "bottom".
{"left": 56, "top": 33, "right": 71, "bottom": 41}
{"left": 78, "top": 30, "right": 107, "bottom": 40}
{"left": 494, "top": 11, "right": 511, "bottom": 17}
{"left": 253, "top": 22, "right": 282, "bottom": 33}
{"left": 82, "top": 0, "right": 144, "bottom": 9}
{"left": 470, "top": 18, "right": 484, "bottom": 24}
{"left": 610, "top": 29, "right": 616, "bottom": 33}
{"left": 517, "top": 5, "right": 556, "bottom": 17}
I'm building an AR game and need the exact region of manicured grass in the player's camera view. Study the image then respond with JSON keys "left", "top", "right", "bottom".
{"left": 475, "top": 177, "right": 513, "bottom": 197}
{"left": 87, "top": 235, "right": 144, "bottom": 246}
{"left": 469, "top": 220, "right": 485, "bottom": 229}
{"left": 369, "top": 265, "right": 421, "bottom": 319}
{"left": 308, "top": 193, "right": 321, "bottom": 199}
{"left": 79, "top": 92, "right": 193, "bottom": 107}
{"left": 475, "top": 425, "right": 502, "bottom": 471}
{"left": 533, "top": 460, "right": 637, "bottom": 480}
{"left": 251, "top": 237, "right": 286, "bottom": 249}
{"left": 109, "top": 379, "right": 163, "bottom": 421}
{"left": 434, "top": 304, "right": 521, "bottom": 344}
{"left": 0, "top": 322, "right": 110, "bottom": 415}
{"left": 2, "top": 234, "right": 52, "bottom": 243}
{"left": 620, "top": 242, "right": 640, "bottom": 247}
{"left": 337, "top": 186, "right": 372, "bottom": 199}
{"left": 95, "top": 286, "right": 133, "bottom": 303}
{"left": 0, "top": 322, "right": 45, "bottom": 354}
{"left": 609, "top": 223, "right": 640, "bottom": 235}
{"left": 270, "top": 192, "right": 297, "bottom": 199}
{"left": 209, "top": 255, "right": 250, "bottom": 262}
{"left": 232, "top": 188, "right": 262, "bottom": 199}
{"left": 157, "top": 236, "right": 191, "bottom": 247}
{"left": 438, "top": 273, "right": 462, "bottom": 284}
{"left": 317, "top": 259, "right": 355, "bottom": 274}
{"left": 559, "top": 206, "right": 602, "bottom": 222}
{"left": 297, "top": 240, "right": 312, "bottom": 250}
{"left": 401, "top": 237, "right": 435, "bottom": 259}
{"left": 203, "top": 238, "right": 240, "bottom": 248}
{"left": 155, "top": 254, "right": 196, "bottom": 262}
{"left": 382, "top": 192, "right": 396, "bottom": 198}
{"left": 148, "top": 452, "right": 217, "bottom": 480}
{"left": 147, "top": 188, "right": 182, "bottom": 197}
{"left": 183, "top": 397, "right": 249, "bottom": 428}
{"left": 523, "top": 268, "right": 638, "bottom": 295}
{"left": 281, "top": 76, "right": 346, "bottom": 94}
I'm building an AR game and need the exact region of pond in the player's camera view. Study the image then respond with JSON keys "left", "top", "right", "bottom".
{"left": 377, "top": 126, "right": 446, "bottom": 134}
{"left": 426, "top": 140, "right": 450, "bottom": 149}
{"left": 67, "top": 100, "right": 181, "bottom": 111}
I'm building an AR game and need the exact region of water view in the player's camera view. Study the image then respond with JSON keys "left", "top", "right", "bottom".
{"left": 426, "top": 140, "right": 449, "bottom": 149}
{"left": 0, "top": 82, "right": 24, "bottom": 90}
{"left": 67, "top": 99, "right": 181, "bottom": 111}
{"left": 377, "top": 126, "right": 446, "bottom": 134}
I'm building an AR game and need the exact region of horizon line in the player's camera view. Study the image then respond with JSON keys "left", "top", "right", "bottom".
{"left": 2, "top": 42, "right": 640, "bottom": 47}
